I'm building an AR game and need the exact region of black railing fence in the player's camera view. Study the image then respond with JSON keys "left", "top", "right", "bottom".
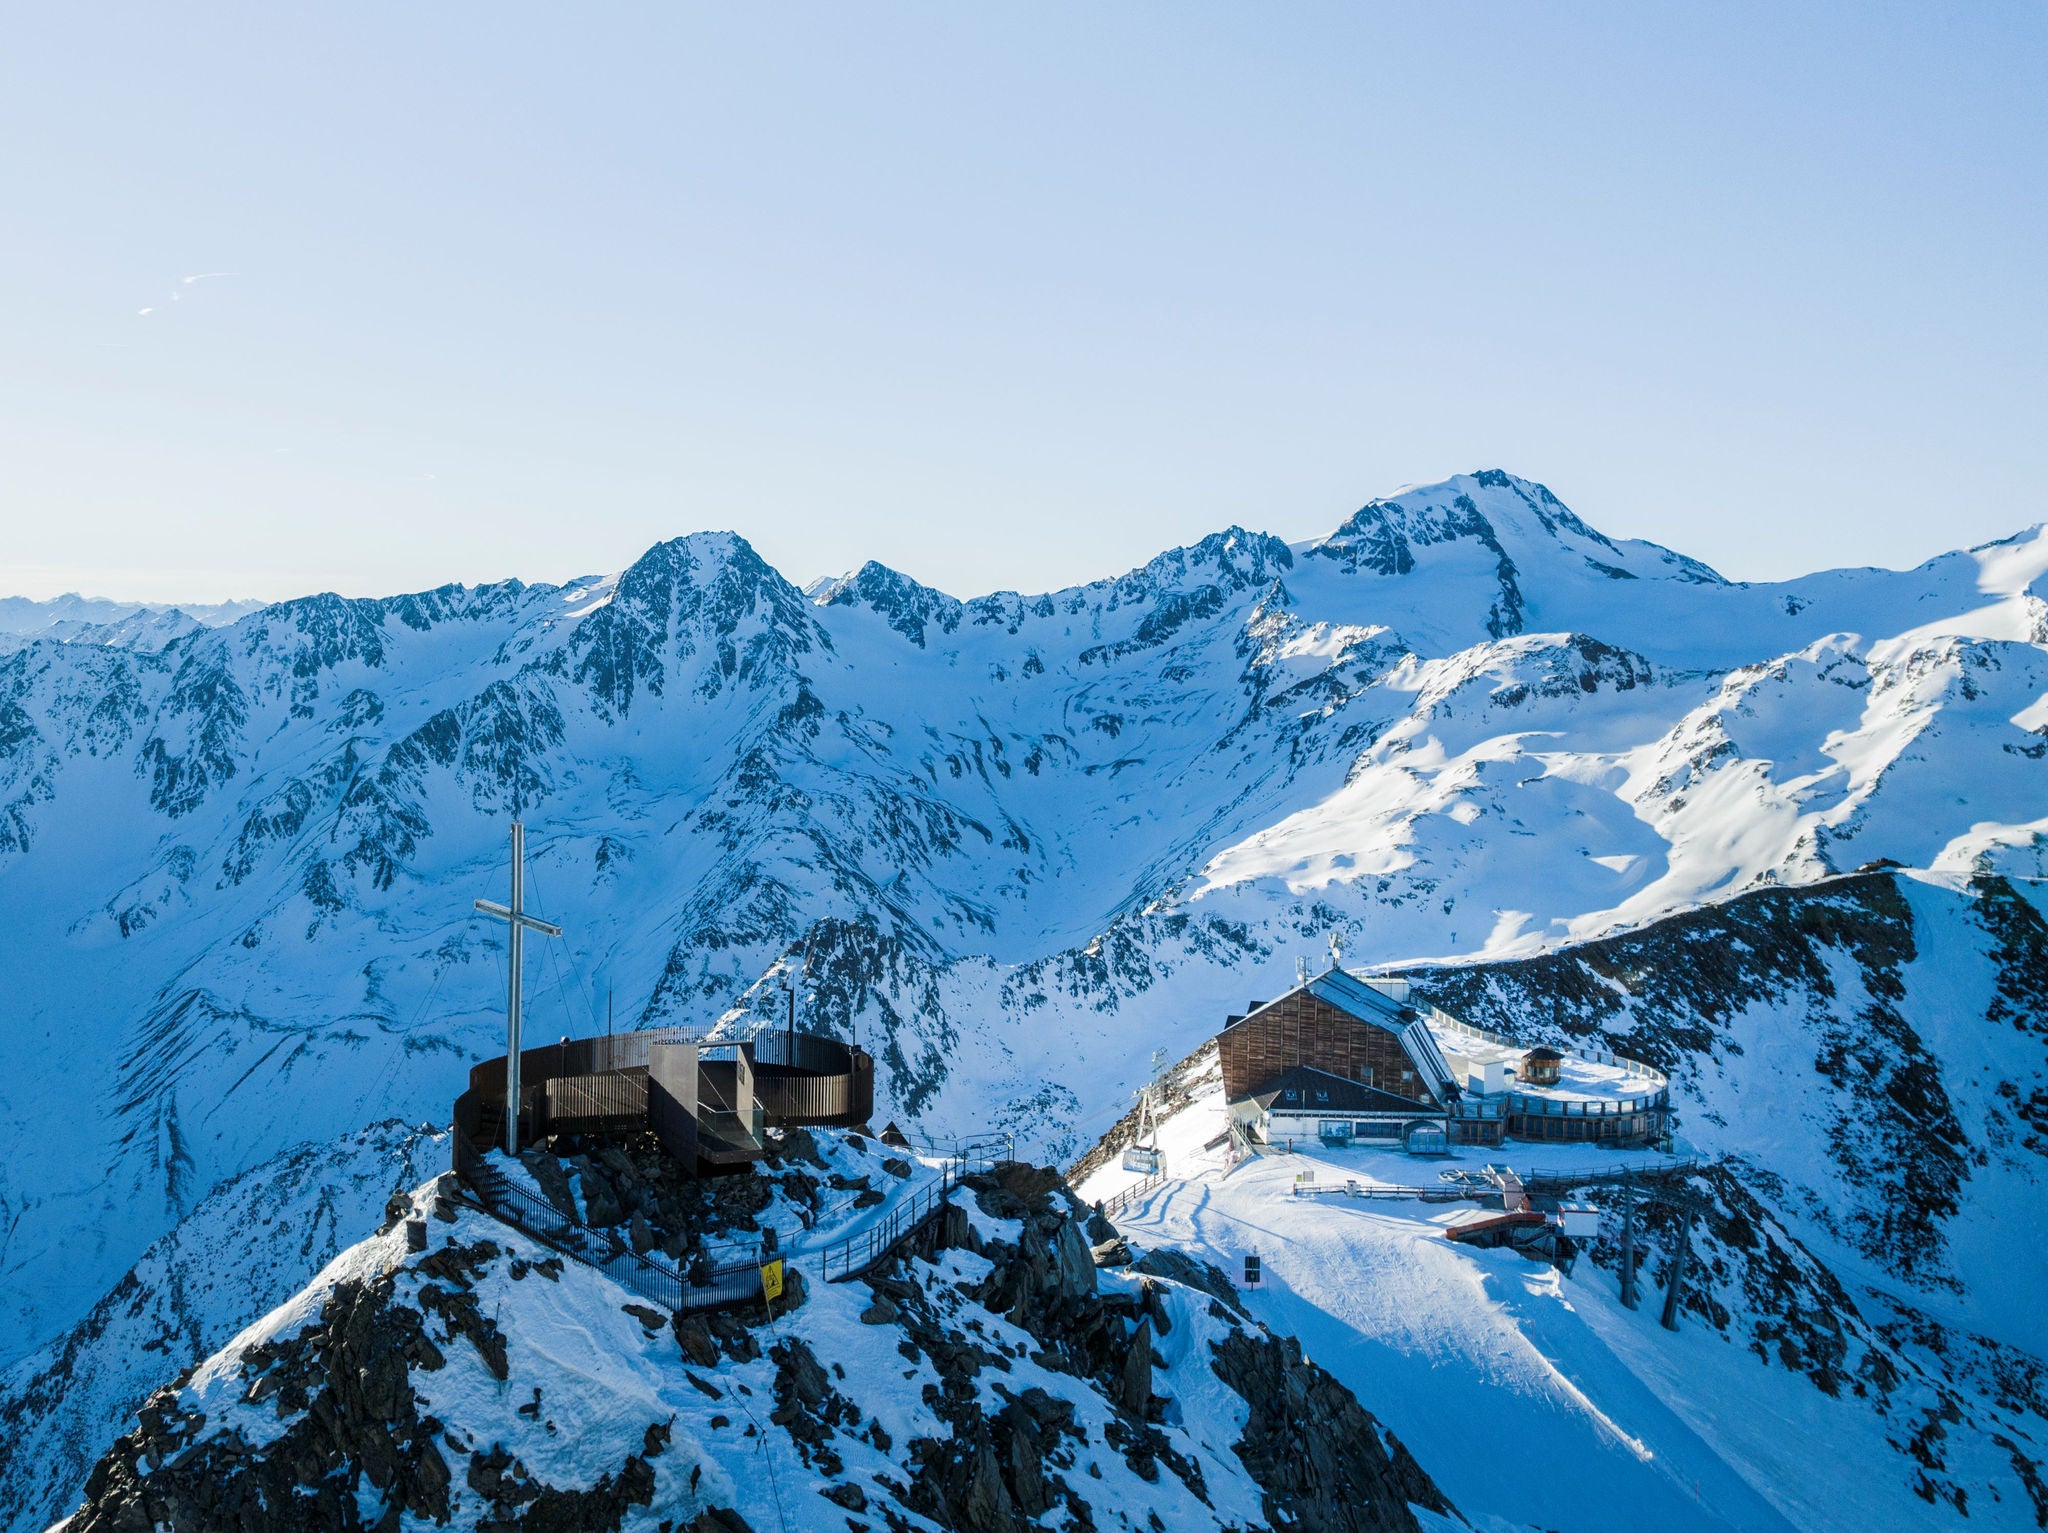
{"left": 453, "top": 1130, "right": 768, "bottom": 1312}
{"left": 801, "top": 1135, "right": 1010, "bottom": 1282}
{"left": 450, "top": 1025, "right": 1007, "bottom": 1308}
{"left": 1519, "top": 1157, "right": 1708, "bottom": 1192}
{"left": 814, "top": 1166, "right": 958, "bottom": 1282}
{"left": 1097, "top": 1167, "right": 1169, "bottom": 1220}
{"left": 894, "top": 1131, "right": 1012, "bottom": 1171}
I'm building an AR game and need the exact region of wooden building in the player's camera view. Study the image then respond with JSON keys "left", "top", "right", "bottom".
{"left": 1218, "top": 969, "right": 1460, "bottom": 1107}
{"left": 1214, "top": 969, "right": 1674, "bottom": 1150}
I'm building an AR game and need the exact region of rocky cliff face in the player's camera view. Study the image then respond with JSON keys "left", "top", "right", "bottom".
{"left": 0, "top": 1124, "right": 441, "bottom": 1531}
{"left": 61, "top": 1140, "right": 1459, "bottom": 1533}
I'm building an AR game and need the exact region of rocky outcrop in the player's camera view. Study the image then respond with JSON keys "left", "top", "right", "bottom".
{"left": 71, "top": 1270, "right": 462, "bottom": 1532}
{"left": 63, "top": 1214, "right": 697, "bottom": 1533}
{"left": 1210, "top": 1327, "right": 1454, "bottom": 1533}
{"left": 58, "top": 1139, "right": 1461, "bottom": 1533}
{"left": 882, "top": 1159, "right": 1453, "bottom": 1533}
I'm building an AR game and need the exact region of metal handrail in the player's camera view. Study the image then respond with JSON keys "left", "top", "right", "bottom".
{"left": 1503, "top": 1090, "right": 1671, "bottom": 1117}
{"left": 894, "top": 1130, "right": 1013, "bottom": 1170}
{"left": 454, "top": 1127, "right": 767, "bottom": 1313}
{"left": 1423, "top": 1005, "right": 1670, "bottom": 1094}
{"left": 1518, "top": 1157, "right": 1709, "bottom": 1191}
{"left": 1098, "top": 1167, "right": 1168, "bottom": 1220}
{"left": 815, "top": 1164, "right": 959, "bottom": 1282}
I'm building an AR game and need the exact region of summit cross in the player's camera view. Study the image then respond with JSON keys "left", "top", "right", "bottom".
{"left": 474, "top": 820, "right": 562, "bottom": 1157}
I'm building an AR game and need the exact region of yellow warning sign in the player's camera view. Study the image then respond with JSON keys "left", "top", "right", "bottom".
{"left": 759, "top": 1258, "right": 785, "bottom": 1302}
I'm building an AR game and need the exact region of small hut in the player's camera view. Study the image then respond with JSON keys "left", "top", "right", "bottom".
{"left": 1520, "top": 1046, "right": 1564, "bottom": 1087}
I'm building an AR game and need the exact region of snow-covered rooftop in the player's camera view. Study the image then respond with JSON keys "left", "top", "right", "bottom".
{"left": 1429, "top": 1021, "right": 1667, "bottom": 1105}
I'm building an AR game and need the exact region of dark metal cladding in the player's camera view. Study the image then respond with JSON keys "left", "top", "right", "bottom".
{"left": 451, "top": 1026, "right": 873, "bottom": 1181}
{"left": 751, "top": 1031, "right": 875, "bottom": 1126}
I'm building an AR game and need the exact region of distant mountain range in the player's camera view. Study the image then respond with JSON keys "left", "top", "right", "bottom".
{"left": 0, "top": 593, "right": 264, "bottom": 645}
{"left": 3, "top": 470, "right": 2045, "bottom": 1528}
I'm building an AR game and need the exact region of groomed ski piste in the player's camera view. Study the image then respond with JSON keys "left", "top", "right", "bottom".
{"left": 1073, "top": 1067, "right": 1978, "bottom": 1533}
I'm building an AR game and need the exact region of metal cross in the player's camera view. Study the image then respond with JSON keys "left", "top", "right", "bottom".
{"left": 474, "top": 820, "right": 562, "bottom": 1157}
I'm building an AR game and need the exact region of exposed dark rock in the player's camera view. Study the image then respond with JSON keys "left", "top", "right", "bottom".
{"left": 673, "top": 1314, "right": 720, "bottom": 1369}
{"left": 821, "top": 1480, "right": 867, "bottom": 1510}
{"left": 65, "top": 1237, "right": 683, "bottom": 1533}
{"left": 1118, "top": 1318, "right": 1153, "bottom": 1414}
{"left": 1132, "top": 1246, "right": 1247, "bottom": 1318}
{"left": 575, "top": 1161, "right": 626, "bottom": 1227}
{"left": 1210, "top": 1326, "right": 1455, "bottom": 1533}
{"left": 687, "top": 1510, "right": 756, "bottom": 1533}
{"left": 466, "top": 1442, "right": 657, "bottom": 1532}
{"left": 68, "top": 1275, "right": 456, "bottom": 1533}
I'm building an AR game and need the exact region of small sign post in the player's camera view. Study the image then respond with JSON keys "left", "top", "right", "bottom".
{"left": 760, "top": 1257, "right": 785, "bottom": 1304}
{"left": 1244, "top": 1252, "right": 1261, "bottom": 1289}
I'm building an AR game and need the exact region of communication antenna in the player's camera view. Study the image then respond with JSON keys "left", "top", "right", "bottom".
{"left": 1328, "top": 929, "right": 1345, "bottom": 971}
{"left": 1295, "top": 954, "right": 1310, "bottom": 987}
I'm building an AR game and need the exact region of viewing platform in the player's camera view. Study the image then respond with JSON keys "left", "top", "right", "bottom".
{"left": 452, "top": 1025, "right": 875, "bottom": 1180}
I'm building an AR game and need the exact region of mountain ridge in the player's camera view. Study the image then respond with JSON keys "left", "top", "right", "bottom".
{"left": 2, "top": 468, "right": 2045, "bottom": 1528}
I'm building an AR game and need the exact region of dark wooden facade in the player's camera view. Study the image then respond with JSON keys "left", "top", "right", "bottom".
{"left": 1219, "top": 988, "right": 1432, "bottom": 1106}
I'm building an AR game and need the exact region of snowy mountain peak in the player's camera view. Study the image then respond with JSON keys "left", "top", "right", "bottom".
{"left": 1114, "top": 525, "right": 1296, "bottom": 599}
{"left": 818, "top": 526, "right": 1298, "bottom": 654}
{"left": 814, "top": 561, "right": 966, "bottom": 649}
{"left": 560, "top": 531, "right": 823, "bottom": 717}
{"left": 1310, "top": 470, "right": 1726, "bottom": 594}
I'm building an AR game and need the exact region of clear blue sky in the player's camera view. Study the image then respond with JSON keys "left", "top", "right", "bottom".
{"left": 1, "top": 4, "right": 2042, "bottom": 603}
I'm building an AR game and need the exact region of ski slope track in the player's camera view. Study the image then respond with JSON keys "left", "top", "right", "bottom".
{"left": 2, "top": 470, "right": 2045, "bottom": 1529}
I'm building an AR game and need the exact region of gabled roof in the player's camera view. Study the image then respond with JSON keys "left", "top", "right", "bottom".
{"left": 1219, "top": 970, "right": 1408, "bottom": 1036}
{"left": 1250, "top": 1066, "right": 1438, "bottom": 1116}
{"left": 1303, "top": 967, "right": 1417, "bottom": 1023}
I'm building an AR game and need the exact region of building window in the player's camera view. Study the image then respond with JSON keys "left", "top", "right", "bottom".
{"left": 1315, "top": 1090, "right": 1329, "bottom": 1103}
{"left": 1359, "top": 1066, "right": 1374, "bottom": 1086}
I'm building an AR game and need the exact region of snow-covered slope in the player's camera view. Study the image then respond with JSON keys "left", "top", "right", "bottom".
{"left": 56, "top": 1144, "right": 1465, "bottom": 1533}
{"left": 3, "top": 471, "right": 2045, "bottom": 1526}
{"left": 0, "top": 1123, "right": 440, "bottom": 1530}
{"left": 1081, "top": 1095, "right": 2039, "bottom": 1533}
{"left": 1075, "top": 868, "right": 2048, "bottom": 1531}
